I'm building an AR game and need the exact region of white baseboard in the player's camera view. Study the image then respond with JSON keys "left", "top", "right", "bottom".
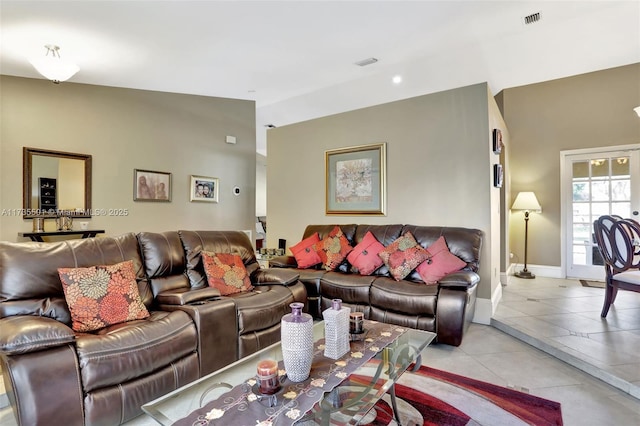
{"left": 509, "top": 263, "right": 563, "bottom": 279}
{"left": 473, "top": 283, "right": 503, "bottom": 325}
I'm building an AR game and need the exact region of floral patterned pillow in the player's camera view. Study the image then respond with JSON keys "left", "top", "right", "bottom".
{"left": 202, "top": 252, "right": 253, "bottom": 295}
{"left": 378, "top": 232, "right": 430, "bottom": 281}
{"left": 314, "top": 226, "right": 353, "bottom": 271}
{"left": 58, "top": 260, "right": 150, "bottom": 332}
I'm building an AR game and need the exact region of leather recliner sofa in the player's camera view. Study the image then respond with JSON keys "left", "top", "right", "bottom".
{"left": 0, "top": 230, "right": 305, "bottom": 426}
{"left": 270, "top": 224, "right": 484, "bottom": 346}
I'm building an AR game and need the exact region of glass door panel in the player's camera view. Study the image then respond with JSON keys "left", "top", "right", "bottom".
{"left": 565, "top": 149, "right": 639, "bottom": 279}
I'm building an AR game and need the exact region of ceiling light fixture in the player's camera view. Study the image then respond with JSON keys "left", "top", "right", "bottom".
{"left": 634, "top": 106, "right": 640, "bottom": 117}
{"left": 392, "top": 75, "right": 402, "bottom": 84}
{"left": 29, "top": 44, "right": 79, "bottom": 84}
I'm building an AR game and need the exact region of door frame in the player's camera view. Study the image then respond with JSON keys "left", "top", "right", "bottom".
{"left": 560, "top": 144, "right": 640, "bottom": 279}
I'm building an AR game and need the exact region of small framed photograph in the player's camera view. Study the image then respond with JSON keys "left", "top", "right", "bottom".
{"left": 190, "top": 175, "right": 219, "bottom": 202}
{"left": 492, "top": 129, "right": 504, "bottom": 155}
{"left": 325, "top": 143, "right": 386, "bottom": 215}
{"left": 493, "top": 164, "right": 504, "bottom": 188}
{"left": 134, "top": 169, "right": 171, "bottom": 202}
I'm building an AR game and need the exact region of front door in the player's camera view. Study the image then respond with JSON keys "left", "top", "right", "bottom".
{"left": 562, "top": 146, "right": 640, "bottom": 280}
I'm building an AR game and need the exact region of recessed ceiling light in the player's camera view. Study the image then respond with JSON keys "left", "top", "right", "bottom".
{"left": 392, "top": 75, "right": 402, "bottom": 84}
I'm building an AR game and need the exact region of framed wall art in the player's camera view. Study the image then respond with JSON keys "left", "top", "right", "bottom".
{"left": 492, "top": 128, "right": 504, "bottom": 155}
{"left": 190, "top": 175, "right": 219, "bottom": 202}
{"left": 133, "top": 169, "right": 171, "bottom": 202}
{"left": 493, "top": 164, "right": 504, "bottom": 188}
{"left": 325, "top": 143, "right": 386, "bottom": 215}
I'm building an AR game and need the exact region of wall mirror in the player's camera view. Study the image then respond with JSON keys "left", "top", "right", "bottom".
{"left": 23, "top": 147, "right": 92, "bottom": 218}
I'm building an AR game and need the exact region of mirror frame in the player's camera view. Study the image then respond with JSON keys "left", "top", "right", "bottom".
{"left": 23, "top": 147, "right": 93, "bottom": 219}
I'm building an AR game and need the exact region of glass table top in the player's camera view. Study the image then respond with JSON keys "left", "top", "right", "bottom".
{"left": 142, "top": 321, "right": 435, "bottom": 425}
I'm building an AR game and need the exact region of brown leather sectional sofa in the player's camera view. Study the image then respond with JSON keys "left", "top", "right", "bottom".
{"left": 0, "top": 224, "right": 482, "bottom": 425}
{"left": 0, "top": 230, "right": 305, "bottom": 426}
{"left": 270, "top": 224, "right": 484, "bottom": 347}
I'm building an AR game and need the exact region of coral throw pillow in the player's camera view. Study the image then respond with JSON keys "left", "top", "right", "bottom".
{"left": 290, "top": 233, "right": 322, "bottom": 269}
{"left": 315, "top": 226, "right": 353, "bottom": 270}
{"left": 378, "top": 232, "right": 430, "bottom": 281}
{"left": 58, "top": 260, "right": 150, "bottom": 332}
{"left": 347, "top": 231, "right": 385, "bottom": 275}
{"left": 417, "top": 236, "right": 467, "bottom": 284}
{"left": 202, "top": 252, "right": 253, "bottom": 295}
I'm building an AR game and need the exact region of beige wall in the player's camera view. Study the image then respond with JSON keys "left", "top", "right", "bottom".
{"left": 267, "top": 83, "right": 502, "bottom": 311}
{"left": 0, "top": 76, "right": 257, "bottom": 241}
{"left": 501, "top": 63, "right": 640, "bottom": 269}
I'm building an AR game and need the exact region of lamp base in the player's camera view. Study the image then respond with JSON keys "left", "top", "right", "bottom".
{"left": 515, "top": 269, "right": 535, "bottom": 279}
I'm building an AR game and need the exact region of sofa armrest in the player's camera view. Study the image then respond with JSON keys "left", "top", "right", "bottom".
{"left": 252, "top": 268, "right": 300, "bottom": 286}
{"left": 438, "top": 271, "right": 480, "bottom": 289}
{"left": 267, "top": 255, "right": 298, "bottom": 268}
{"left": 0, "top": 316, "right": 75, "bottom": 355}
{"left": 156, "top": 287, "right": 221, "bottom": 306}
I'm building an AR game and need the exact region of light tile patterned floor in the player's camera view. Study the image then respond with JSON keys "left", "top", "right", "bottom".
{"left": 492, "top": 275, "right": 640, "bottom": 400}
{"left": 2, "top": 276, "right": 639, "bottom": 425}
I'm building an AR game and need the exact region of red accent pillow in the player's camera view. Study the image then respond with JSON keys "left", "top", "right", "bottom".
{"left": 314, "top": 226, "right": 353, "bottom": 270}
{"left": 202, "top": 252, "right": 253, "bottom": 295}
{"left": 58, "top": 260, "right": 150, "bottom": 332}
{"left": 347, "top": 231, "right": 385, "bottom": 275}
{"left": 378, "top": 232, "right": 430, "bottom": 281}
{"left": 290, "top": 233, "right": 322, "bottom": 268}
{"left": 416, "top": 236, "right": 467, "bottom": 284}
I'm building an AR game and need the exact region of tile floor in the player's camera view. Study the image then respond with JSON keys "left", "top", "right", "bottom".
{"left": 492, "top": 275, "right": 640, "bottom": 399}
{"left": 1, "top": 276, "right": 639, "bottom": 425}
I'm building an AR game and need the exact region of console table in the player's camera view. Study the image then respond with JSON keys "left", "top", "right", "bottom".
{"left": 18, "top": 230, "right": 105, "bottom": 242}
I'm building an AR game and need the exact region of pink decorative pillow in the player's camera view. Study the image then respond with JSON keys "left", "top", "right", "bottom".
{"left": 58, "top": 260, "right": 150, "bottom": 332}
{"left": 202, "top": 252, "right": 253, "bottom": 295}
{"left": 378, "top": 232, "right": 430, "bottom": 281}
{"left": 290, "top": 233, "right": 322, "bottom": 269}
{"left": 416, "top": 236, "right": 467, "bottom": 284}
{"left": 347, "top": 231, "right": 385, "bottom": 275}
{"left": 314, "top": 226, "right": 353, "bottom": 271}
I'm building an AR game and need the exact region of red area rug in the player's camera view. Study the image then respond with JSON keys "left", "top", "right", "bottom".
{"left": 351, "top": 365, "right": 563, "bottom": 425}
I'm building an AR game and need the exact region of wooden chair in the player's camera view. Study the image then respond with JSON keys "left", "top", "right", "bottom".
{"left": 593, "top": 215, "right": 640, "bottom": 317}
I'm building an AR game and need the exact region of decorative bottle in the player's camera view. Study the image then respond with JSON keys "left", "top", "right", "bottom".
{"left": 280, "top": 302, "right": 314, "bottom": 382}
{"left": 323, "top": 299, "right": 350, "bottom": 359}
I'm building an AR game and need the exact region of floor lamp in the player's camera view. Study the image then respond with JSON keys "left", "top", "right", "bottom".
{"left": 512, "top": 192, "right": 542, "bottom": 279}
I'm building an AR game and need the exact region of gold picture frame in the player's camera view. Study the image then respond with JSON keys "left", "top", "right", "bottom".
{"left": 190, "top": 175, "right": 219, "bottom": 202}
{"left": 325, "top": 143, "right": 386, "bottom": 215}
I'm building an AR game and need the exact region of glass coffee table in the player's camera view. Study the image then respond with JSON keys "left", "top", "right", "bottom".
{"left": 142, "top": 320, "right": 435, "bottom": 425}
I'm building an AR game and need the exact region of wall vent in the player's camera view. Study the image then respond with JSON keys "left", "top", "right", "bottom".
{"left": 355, "top": 57, "right": 378, "bottom": 67}
{"left": 523, "top": 12, "right": 541, "bottom": 25}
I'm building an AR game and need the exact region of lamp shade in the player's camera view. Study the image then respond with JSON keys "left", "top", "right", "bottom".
{"left": 29, "top": 45, "right": 79, "bottom": 83}
{"left": 512, "top": 192, "right": 542, "bottom": 212}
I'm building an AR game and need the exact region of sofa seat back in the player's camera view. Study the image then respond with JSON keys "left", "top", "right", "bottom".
{"left": 138, "top": 231, "right": 191, "bottom": 297}
{"left": 179, "top": 230, "right": 260, "bottom": 288}
{"left": 0, "top": 233, "right": 152, "bottom": 323}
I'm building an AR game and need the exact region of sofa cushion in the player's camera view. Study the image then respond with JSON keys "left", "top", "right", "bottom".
{"left": 314, "top": 226, "right": 353, "bottom": 271}
{"left": 416, "top": 236, "right": 467, "bottom": 284}
{"left": 227, "top": 285, "right": 296, "bottom": 334}
{"left": 378, "top": 232, "right": 430, "bottom": 281}
{"left": 202, "top": 252, "right": 253, "bottom": 295}
{"left": 347, "top": 230, "right": 385, "bottom": 275}
{"left": 75, "top": 310, "right": 197, "bottom": 392}
{"left": 370, "top": 277, "right": 438, "bottom": 316}
{"left": 58, "top": 260, "right": 150, "bottom": 332}
{"left": 290, "top": 232, "right": 322, "bottom": 268}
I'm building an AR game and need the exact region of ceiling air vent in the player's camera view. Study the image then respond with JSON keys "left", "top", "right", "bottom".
{"left": 355, "top": 57, "right": 378, "bottom": 67}
{"left": 523, "top": 12, "right": 541, "bottom": 25}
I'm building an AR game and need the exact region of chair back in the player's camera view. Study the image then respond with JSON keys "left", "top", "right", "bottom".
{"left": 593, "top": 215, "right": 640, "bottom": 275}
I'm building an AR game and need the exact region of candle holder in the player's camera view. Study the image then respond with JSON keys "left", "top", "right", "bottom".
{"left": 256, "top": 359, "right": 281, "bottom": 395}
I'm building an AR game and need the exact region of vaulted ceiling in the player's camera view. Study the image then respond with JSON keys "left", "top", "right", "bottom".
{"left": 2, "top": 1, "right": 639, "bottom": 155}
